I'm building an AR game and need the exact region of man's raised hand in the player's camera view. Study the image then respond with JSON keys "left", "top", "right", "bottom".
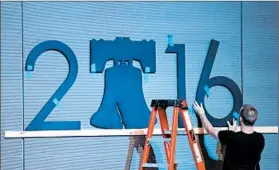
{"left": 193, "top": 101, "right": 205, "bottom": 116}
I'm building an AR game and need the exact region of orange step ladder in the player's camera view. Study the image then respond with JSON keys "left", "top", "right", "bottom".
{"left": 140, "top": 99, "right": 206, "bottom": 170}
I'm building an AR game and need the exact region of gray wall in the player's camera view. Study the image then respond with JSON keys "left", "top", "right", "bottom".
{"left": 1, "top": 2, "right": 278, "bottom": 170}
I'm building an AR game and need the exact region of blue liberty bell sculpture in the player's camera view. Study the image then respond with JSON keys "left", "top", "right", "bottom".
{"left": 90, "top": 37, "right": 156, "bottom": 129}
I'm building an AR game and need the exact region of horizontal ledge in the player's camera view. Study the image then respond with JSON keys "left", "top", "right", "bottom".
{"left": 4, "top": 126, "right": 278, "bottom": 139}
{"left": 0, "top": 0, "right": 273, "bottom": 1}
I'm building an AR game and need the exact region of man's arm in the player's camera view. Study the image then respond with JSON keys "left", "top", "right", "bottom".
{"left": 200, "top": 114, "right": 220, "bottom": 140}
{"left": 193, "top": 102, "right": 238, "bottom": 141}
{"left": 193, "top": 102, "right": 219, "bottom": 140}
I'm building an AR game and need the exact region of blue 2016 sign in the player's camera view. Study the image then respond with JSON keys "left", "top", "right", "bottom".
{"left": 25, "top": 37, "right": 243, "bottom": 131}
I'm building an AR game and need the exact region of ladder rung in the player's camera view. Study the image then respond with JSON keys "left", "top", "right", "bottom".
{"left": 164, "top": 130, "right": 171, "bottom": 135}
{"left": 163, "top": 138, "right": 171, "bottom": 142}
{"left": 164, "top": 129, "right": 190, "bottom": 135}
{"left": 148, "top": 137, "right": 171, "bottom": 142}
{"left": 142, "top": 163, "right": 161, "bottom": 168}
{"left": 142, "top": 163, "right": 178, "bottom": 168}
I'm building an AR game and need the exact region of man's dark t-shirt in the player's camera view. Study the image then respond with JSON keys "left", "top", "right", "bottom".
{"left": 218, "top": 130, "right": 265, "bottom": 170}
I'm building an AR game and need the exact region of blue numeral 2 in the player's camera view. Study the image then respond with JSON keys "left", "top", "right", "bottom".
{"left": 25, "top": 40, "right": 81, "bottom": 130}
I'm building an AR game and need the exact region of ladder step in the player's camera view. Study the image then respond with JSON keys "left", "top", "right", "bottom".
{"left": 142, "top": 163, "right": 178, "bottom": 168}
{"left": 164, "top": 130, "right": 171, "bottom": 135}
{"left": 148, "top": 137, "right": 171, "bottom": 142}
{"left": 151, "top": 99, "right": 187, "bottom": 108}
{"left": 163, "top": 138, "right": 171, "bottom": 142}
{"left": 164, "top": 129, "right": 188, "bottom": 135}
{"left": 142, "top": 163, "right": 161, "bottom": 168}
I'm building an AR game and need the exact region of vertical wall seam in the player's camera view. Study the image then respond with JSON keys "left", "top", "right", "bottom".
{"left": 0, "top": 3, "right": 2, "bottom": 169}
{"left": 241, "top": 2, "right": 244, "bottom": 100}
{"left": 278, "top": 2, "right": 279, "bottom": 129}
{"left": 21, "top": 2, "right": 25, "bottom": 170}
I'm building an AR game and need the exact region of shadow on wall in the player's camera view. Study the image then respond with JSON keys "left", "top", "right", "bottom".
{"left": 124, "top": 134, "right": 225, "bottom": 170}
{"left": 125, "top": 135, "right": 157, "bottom": 170}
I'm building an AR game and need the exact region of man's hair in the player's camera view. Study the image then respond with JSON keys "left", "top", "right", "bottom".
{"left": 239, "top": 104, "right": 258, "bottom": 126}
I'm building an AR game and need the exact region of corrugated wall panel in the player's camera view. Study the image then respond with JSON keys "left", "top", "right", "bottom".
{"left": 0, "top": 2, "right": 278, "bottom": 170}
{"left": 0, "top": 2, "right": 24, "bottom": 170}
{"left": 242, "top": 2, "right": 279, "bottom": 169}
{"left": 22, "top": 2, "right": 242, "bottom": 169}
{"left": 260, "top": 135, "right": 278, "bottom": 170}
{"left": 243, "top": 2, "right": 278, "bottom": 126}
